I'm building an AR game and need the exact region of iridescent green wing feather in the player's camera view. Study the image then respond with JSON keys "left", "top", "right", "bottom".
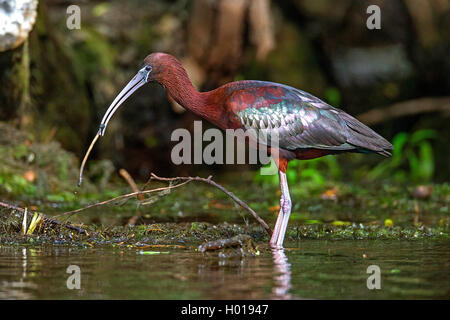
{"left": 228, "top": 81, "right": 392, "bottom": 156}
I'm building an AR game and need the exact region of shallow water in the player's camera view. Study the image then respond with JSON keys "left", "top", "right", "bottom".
{"left": 0, "top": 240, "right": 448, "bottom": 299}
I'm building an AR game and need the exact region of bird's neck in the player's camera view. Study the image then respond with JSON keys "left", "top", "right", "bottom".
{"left": 158, "top": 65, "right": 225, "bottom": 127}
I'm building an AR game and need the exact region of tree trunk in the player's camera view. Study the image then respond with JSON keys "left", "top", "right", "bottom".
{"left": 0, "top": 40, "right": 31, "bottom": 126}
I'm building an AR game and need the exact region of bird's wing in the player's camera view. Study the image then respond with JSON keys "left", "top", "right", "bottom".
{"left": 227, "top": 82, "right": 392, "bottom": 155}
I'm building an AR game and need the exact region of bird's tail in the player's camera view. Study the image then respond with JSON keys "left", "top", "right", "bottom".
{"left": 341, "top": 113, "right": 393, "bottom": 157}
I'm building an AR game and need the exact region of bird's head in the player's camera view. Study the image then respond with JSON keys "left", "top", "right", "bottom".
{"left": 98, "top": 52, "right": 179, "bottom": 136}
{"left": 79, "top": 53, "right": 189, "bottom": 186}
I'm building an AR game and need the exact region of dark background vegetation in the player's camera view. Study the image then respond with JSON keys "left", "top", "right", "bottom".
{"left": 1, "top": 1, "right": 448, "bottom": 301}
{"left": 1, "top": 0, "right": 449, "bottom": 194}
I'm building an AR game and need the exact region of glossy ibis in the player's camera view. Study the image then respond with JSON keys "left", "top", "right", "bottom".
{"left": 86, "top": 53, "right": 393, "bottom": 248}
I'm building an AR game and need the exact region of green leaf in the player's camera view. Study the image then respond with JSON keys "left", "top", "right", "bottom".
{"left": 138, "top": 251, "right": 170, "bottom": 255}
{"left": 418, "top": 141, "right": 434, "bottom": 180}
{"left": 410, "top": 129, "right": 436, "bottom": 144}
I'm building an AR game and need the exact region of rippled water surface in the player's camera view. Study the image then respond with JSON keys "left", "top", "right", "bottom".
{"left": 0, "top": 240, "right": 448, "bottom": 299}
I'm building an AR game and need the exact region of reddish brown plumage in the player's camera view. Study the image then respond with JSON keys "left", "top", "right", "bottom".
{"left": 144, "top": 53, "right": 229, "bottom": 129}
{"left": 277, "top": 157, "right": 289, "bottom": 173}
{"left": 143, "top": 52, "right": 392, "bottom": 171}
{"left": 96, "top": 52, "right": 393, "bottom": 248}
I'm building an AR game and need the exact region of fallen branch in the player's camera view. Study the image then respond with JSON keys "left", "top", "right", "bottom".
{"left": 119, "top": 168, "right": 145, "bottom": 201}
{"left": 58, "top": 180, "right": 191, "bottom": 218}
{"left": 0, "top": 201, "right": 89, "bottom": 234}
{"left": 149, "top": 173, "right": 272, "bottom": 235}
{"left": 357, "top": 96, "right": 450, "bottom": 125}
{"left": 119, "top": 168, "right": 146, "bottom": 226}
{"left": 60, "top": 173, "right": 272, "bottom": 236}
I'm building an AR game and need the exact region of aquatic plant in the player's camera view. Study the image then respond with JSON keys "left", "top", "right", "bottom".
{"left": 368, "top": 129, "right": 435, "bottom": 182}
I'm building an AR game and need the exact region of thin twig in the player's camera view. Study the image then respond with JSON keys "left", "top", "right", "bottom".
{"left": 149, "top": 173, "right": 272, "bottom": 235}
{"left": 119, "top": 168, "right": 145, "bottom": 201}
{"left": 0, "top": 201, "right": 89, "bottom": 234}
{"left": 78, "top": 132, "right": 100, "bottom": 187}
{"left": 57, "top": 181, "right": 191, "bottom": 218}
{"left": 119, "top": 168, "right": 146, "bottom": 226}
{"left": 59, "top": 173, "right": 272, "bottom": 235}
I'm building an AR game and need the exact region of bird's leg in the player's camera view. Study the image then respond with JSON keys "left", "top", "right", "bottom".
{"left": 270, "top": 173, "right": 283, "bottom": 246}
{"left": 277, "top": 171, "right": 292, "bottom": 247}
{"left": 270, "top": 205, "right": 283, "bottom": 247}
{"left": 270, "top": 170, "right": 292, "bottom": 248}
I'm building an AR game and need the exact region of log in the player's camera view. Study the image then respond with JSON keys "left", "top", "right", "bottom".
{"left": 357, "top": 97, "right": 450, "bottom": 125}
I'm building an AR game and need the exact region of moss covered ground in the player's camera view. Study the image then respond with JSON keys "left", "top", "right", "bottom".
{"left": 0, "top": 122, "right": 448, "bottom": 251}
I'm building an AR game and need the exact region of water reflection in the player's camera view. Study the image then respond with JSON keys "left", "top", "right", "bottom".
{"left": 0, "top": 247, "right": 37, "bottom": 299}
{"left": 271, "top": 248, "right": 292, "bottom": 299}
{"left": 194, "top": 254, "right": 271, "bottom": 299}
{"left": 0, "top": 241, "right": 448, "bottom": 299}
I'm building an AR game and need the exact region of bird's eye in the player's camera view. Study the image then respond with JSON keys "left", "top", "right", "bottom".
{"left": 145, "top": 65, "right": 152, "bottom": 71}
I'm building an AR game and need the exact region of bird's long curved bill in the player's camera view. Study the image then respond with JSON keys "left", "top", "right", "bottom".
{"left": 78, "top": 68, "right": 148, "bottom": 186}
{"left": 99, "top": 69, "right": 148, "bottom": 136}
